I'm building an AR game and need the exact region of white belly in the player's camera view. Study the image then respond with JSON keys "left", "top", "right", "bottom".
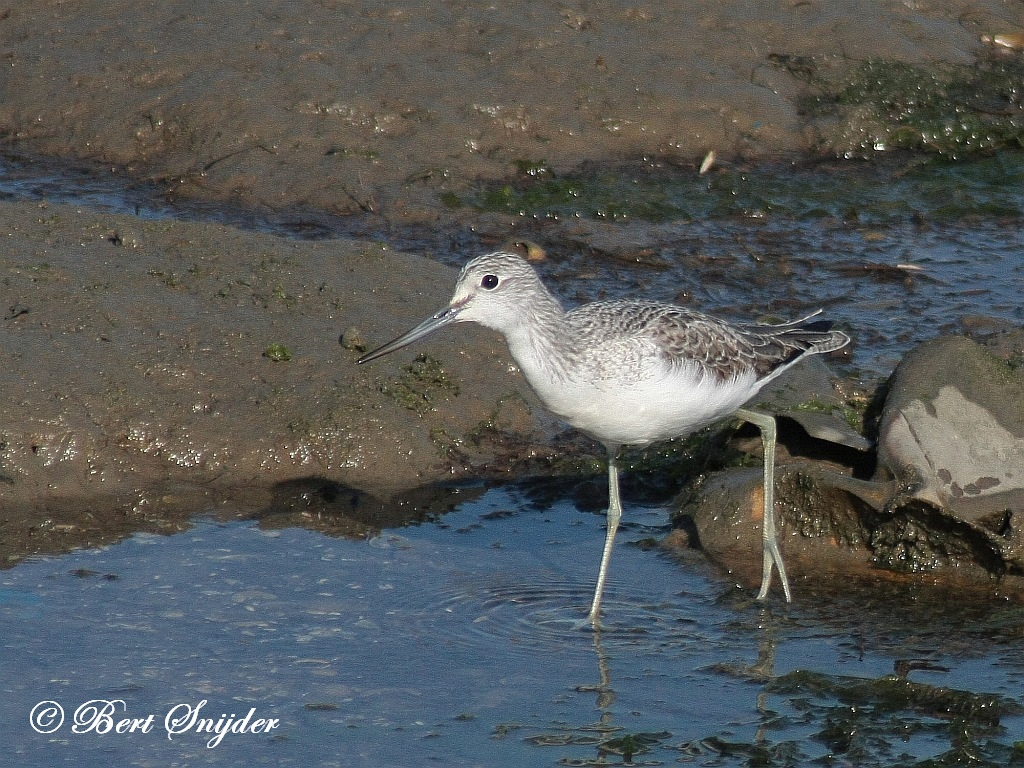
{"left": 524, "top": 362, "right": 761, "bottom": 447}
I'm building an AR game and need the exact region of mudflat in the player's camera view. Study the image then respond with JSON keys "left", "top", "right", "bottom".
{"left": 0, "top": 200, "right": 553, "bottom": 562}
{"left": 0, "top": 0, "right": 1007, "bottom": 220}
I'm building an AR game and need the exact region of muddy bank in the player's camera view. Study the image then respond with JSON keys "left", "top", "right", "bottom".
{"left": 0, "top": 200, "right": 565, "bottom": 561}
{"left": 0, "top": 0, "right": 1015, "bottom": 220}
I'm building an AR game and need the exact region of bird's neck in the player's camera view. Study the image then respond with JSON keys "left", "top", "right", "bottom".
{"left": 503, "top": 292, "right": 580, "bottom": 383}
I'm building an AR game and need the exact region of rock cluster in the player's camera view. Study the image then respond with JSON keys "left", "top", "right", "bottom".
{"left": 683, "top": 332, "right": 1024, "bottom": 594}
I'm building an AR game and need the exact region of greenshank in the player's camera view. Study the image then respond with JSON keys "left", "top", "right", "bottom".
{"left": 359, "top": 251, "right": 850, "bottom": 623}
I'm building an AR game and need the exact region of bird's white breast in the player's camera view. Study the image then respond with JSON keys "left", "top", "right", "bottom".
{"left": 513, "top": 341, "right": 761, "bottom": 447}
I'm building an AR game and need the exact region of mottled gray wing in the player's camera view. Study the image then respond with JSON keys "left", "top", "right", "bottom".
{"left": 573, "top": 301, "right": 847, "bottom": 381}
{"left": 571, "top": 301, "right": 761, "bottom": 381}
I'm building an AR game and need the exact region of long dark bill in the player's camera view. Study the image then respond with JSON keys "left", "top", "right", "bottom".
{"left": 357, "top": 305, "right": 462, "bottom": 364}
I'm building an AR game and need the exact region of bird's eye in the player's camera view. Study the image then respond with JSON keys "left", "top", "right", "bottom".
{"left": 481, "top": 274, "right": 499, "bottom": 290}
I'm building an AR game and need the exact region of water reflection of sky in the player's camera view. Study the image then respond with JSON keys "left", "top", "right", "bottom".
{"left": 2, "top": 485, "right": 1022, "bottom": 766}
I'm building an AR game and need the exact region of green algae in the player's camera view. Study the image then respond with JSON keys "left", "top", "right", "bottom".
{"left": 379, "top": 354, "right": 459, "bottom": 413}
{"left": 449, "top": 54, "right": 1024, "bottom": 226}
{"left": 476, "top": 171, "right": 680, "bottom": 223}
{"left": 262, "top": 342, "right": 292, "bottom": 362}
{"left": 772, "top": 51, "right": 1024, "bottom": 159}
{"left": 793, "top": 397, "right": 864, "bottom": 432}
{"left": 517, "top": 665, "right": 1023, "bottom": 767}
{"left": 454, "top": 149, "right": 1024, "bottom": 226}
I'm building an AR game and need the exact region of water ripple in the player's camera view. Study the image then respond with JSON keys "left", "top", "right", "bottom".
{"left": 390, "top": 573, "right": 709, "bottom": 659}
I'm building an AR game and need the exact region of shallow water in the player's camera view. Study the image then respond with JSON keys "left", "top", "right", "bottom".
{"left": 3, "top": 484, "right": 1023, "bottom": 766}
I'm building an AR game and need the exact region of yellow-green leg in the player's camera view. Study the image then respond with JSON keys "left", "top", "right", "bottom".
{"left": 735, "top": 408, "right": 792, "bottom": 603}
{"left": 588, "top": 447, "right": 623, "bottom": 625}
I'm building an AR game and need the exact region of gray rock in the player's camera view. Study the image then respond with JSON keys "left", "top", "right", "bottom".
{"left": 784, "top": 409, "right": 872, "bottom": 452}
{"left": 755, "top": 357, "right": 872, "bottom": 452}
{"left": 878, "top": 335, "right": 1024, "bottom": 522}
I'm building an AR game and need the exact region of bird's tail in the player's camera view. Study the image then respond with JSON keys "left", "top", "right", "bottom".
{"left": 741, "top": 311, "right": 851, "bottom": 383}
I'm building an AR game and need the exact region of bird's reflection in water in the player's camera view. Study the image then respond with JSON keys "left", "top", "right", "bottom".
{"left": 523, "top": 606, "right": 784, "bottom": 766}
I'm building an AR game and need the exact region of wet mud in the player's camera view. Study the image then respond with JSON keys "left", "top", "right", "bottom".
{"left": 0, "top": 200, "right": 565, "bottom": 565}
{"left": 0, "top": 0, "right": 1016, "bottom": 221}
